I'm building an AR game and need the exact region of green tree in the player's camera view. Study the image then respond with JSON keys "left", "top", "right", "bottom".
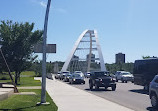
{"left": 142, "top": 56, "right": 151, "bottom": 59}
{"left": 142, "top": 56, "right": 157, "bottom": 59}
{"left": 105, "top": 63, "right": 134, "bottom": 74}
{"left": 0, "top": 20, "right": 43, "bottom": 84}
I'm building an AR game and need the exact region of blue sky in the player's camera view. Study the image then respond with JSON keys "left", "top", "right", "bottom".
{"left": 1, "top": 0, "right": 158, "bottom": 63}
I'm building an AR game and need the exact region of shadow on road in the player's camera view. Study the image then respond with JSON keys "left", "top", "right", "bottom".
{"left": 85, "top": 88, "right": 112, "bottom": 92}
{"left": 146, "top": 107, "right": 158, "bottom": 111}
{"left": 67, "top": 83, "right": 85, "bottom": 85}
{"left": 129, "top": 89, "right": 149, "bottom": 95}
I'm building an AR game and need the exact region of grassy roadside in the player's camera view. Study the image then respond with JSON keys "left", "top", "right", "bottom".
{"left": 0, "top": 89, "right": 58, "bottom": 111}
{"left": 0, "top": 71, "right": 58, "bottom": 111}
{"left": 17, "top": 77, "right": 41, "bottom": 87}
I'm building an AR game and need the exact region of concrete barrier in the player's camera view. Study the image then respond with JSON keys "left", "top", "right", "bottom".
{"left": 0, "top": 88, "right": 14, "bottom": 101}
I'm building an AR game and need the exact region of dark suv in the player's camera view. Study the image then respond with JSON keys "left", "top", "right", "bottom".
{"left": 149, "top": 75, "right": 158, "bottom": 108}
{"left": 89, "top": 71, "right": 116, "bottom": 91}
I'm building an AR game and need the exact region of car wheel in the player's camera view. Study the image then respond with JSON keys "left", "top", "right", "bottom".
{"left": 125, "top": 81, "right": 127, "bottom": 83}
{"left": 121, "top": 78, "right": 124, "bottom": 83}
{"left": 112, "top": 85, "right": 116, "bottom": 91}
{"left": 151, "top": 93, "right": 158, "bottom": 108}
{"left": 89, "top": 82, "right": 93, "bottom": 90}
{"left": 83, "top": 81, "right": 85, "bottom": 84}
{"left": 95, "top": 84, "right": 99, "bottom": 90}
{"left": 116, "top": 78, "right": 118, "bottom": 82}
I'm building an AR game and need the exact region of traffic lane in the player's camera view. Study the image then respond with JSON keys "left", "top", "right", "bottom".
{"left": 68, "top": 79, "right": 152, "bottom": 111}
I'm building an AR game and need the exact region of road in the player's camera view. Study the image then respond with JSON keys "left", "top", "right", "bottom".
{"left": 63, "top": 79, "right": 153, "bottom": 111}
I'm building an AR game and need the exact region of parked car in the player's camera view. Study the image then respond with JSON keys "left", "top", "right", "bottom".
{"left": 69, "top": 73, "right": 85, "bottom": 84}
{"left": 55, "top": 72, "right": 61, "bottom": 79}
{"left": 115, "top": 71, "right": 134, "bottom": 83}
{"left": 149, "top": 75, "right": 158, "bottom": 109}
{"left": 89, "top": 71, "right": 116, "bottom": 91}
{"left": 85, "top": 72, "right": 91, "bottom": 78}
{"left": 60, "top": 71, "right": 70, "bottom": 80}
{"left": 63, "top": 74, "right": 72, "bottom": 82}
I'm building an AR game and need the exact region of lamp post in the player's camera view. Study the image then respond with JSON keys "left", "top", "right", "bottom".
{"left": 40, "top": 0, "right": 51, "bottom": 105}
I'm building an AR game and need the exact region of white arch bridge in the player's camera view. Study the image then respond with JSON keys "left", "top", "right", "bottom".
{"left": 61, "top": 30, "right": 106, "bottom": 73}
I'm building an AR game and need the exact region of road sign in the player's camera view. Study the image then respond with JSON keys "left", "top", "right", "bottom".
{"left": 33, "top": 43, "right": 56, "bottom": 53}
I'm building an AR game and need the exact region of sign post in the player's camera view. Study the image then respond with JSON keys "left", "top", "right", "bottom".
{"left": 37, "top": 0, "right": 52, "bottom": 105}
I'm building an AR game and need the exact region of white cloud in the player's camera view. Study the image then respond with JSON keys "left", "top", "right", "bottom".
{"left": 40, "top": 1, "right": 47, "bottom": 8}
{"left": 30, "top": 0, "right": 47, "bottom": 8}
{"left": 30, "top": 0, "right": 67, "bottom": 13}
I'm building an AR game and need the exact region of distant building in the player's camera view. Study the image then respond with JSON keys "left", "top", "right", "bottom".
{"left": 116, "top": 53, "right": 125, "bottom": 64}
{"left": 86, "top": 54, "right": 95, "bottom": 62}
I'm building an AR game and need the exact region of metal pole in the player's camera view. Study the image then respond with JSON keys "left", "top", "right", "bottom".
{"left": 41, "top": 0, "right": 51, "bottom": 103}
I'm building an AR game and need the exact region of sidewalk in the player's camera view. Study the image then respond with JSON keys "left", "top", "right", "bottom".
{"left": 0, "top": 88, "right": 14, "bottom": 101}
{"left": 35, "top": 77, "right": 134, "bottom": 111}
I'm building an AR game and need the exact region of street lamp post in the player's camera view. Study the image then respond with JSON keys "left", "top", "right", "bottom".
{"left": 40, "top": 0, "right": 51, "bottom": 104}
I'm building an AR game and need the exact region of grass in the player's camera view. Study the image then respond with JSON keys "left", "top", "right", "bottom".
{"left": 0, "top": 89, "right": 58, "bottom": 111}
{"left": 0, "top": 71, "right": 40, "bottom": 86}
{"left": 0, "top": 71, "right": 58, "bottom": 111}
{"left": 21, "top": 71, "right": 36, "bottom": 77}
{"left": 17, "top": 77, "right": 41, "bottom": 87}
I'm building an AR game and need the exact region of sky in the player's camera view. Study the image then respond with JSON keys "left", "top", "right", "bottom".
{"left": 1, "top": 0, "right": 158, "bottom": 64}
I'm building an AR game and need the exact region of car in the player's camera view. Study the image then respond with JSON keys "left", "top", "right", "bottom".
{"left": 60, "top": 71, "right": 70, "bottom": 80}
{"left": 115, "top": 71, "right": 134, "bottom": 83}
{"left": 89, "top": 71, "right": 116, "bottom": 91}
{"left": 84, "top": 72, "right": 91, "bottom": 78}
{"left": 115, "top": 71, "right": 125, "bottom": 81}
{"left": 63, "top": 74, "right": 72, "bottom": 82}
{"left": 133, "top": 58, "right": 158, "bottom": 91}
{"left": 55, "top": 72, "right": 61, "bottom": 79}
{"left": 69, "top": 73, "right": 85, "bottom": 84}
{"left": 74, "top": 71, "right": 84, "bottom": 75}
{"left": 47, "top": 73, "right": 53, "bottom": 79}
{"left": 149, "top": 75, "right": 158, "bottom": 108}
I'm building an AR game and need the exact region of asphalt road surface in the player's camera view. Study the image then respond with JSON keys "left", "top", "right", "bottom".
{"left": 63, "top": 78, "right": 155, "bottom": 111}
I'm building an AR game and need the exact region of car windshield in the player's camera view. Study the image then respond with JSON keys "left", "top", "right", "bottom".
{"left": 94, "top": 72, "right": 108, "bottom": 77}
{"left": 63, "top": 72, "right": 70, "bottom": 74}
{"left": 75, "top": 71, "right": 81, "bottom": 73}
{"left": 73, "top": 74, "right": 80, "bottom": 77}
{"left": 67, "top": 74, "right": 71, "bottom": 76}
{"left": 121, "top": 73, "right": 131, "bottom": 75}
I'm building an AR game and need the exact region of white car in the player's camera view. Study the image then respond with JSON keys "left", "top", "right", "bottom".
{"left": 115, "top": 71, "right": 134, "bottom": 83}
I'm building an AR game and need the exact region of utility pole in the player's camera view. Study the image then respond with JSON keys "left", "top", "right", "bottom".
{"left": 38, "top": 0, "right": 51, "bottom": 105}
